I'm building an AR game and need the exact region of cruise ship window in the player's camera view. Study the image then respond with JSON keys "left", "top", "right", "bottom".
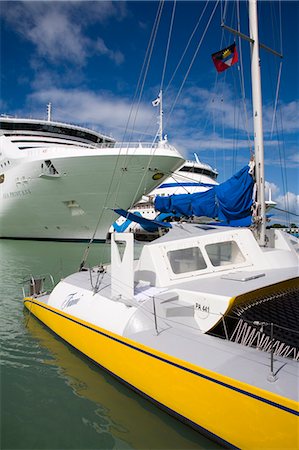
{"left": 205, "top": 241, "right": 245, "bottom": 266}
{"left": 0, "top": 121, "right": 114, "bottom": 144}
{"left": 168, "top": 247, "right": 207, "bottom": 274}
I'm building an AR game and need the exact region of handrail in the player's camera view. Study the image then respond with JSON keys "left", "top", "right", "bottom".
{"left": 22, "top": 273, "right": 55, "bottom": 298}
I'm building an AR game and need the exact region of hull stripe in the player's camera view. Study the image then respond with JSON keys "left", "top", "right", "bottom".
{"left": 158, "top": 182, "right": 215, "bottom": 188}
{"left": 24, "top": 299, "right": 299, "bottom": 417}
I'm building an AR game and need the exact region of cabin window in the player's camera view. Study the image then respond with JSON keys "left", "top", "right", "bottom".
{"left": 178, "top": 165, "right": 217, "bottom": 180}
{"left": 205, "top": 241, "right": 245, "bottom": 267}
{"left": 167, "top": 246, "right": 207, "bottom": 274}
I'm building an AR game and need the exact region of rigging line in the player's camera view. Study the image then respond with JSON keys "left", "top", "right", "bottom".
{"left": 165, "top": 174, "right": 199, "bottom": 194}
{"left": 123, "top": 1, "right": 164, "bottom": 165}
{"left": 270, "top": 61, "right": 282, "bottom": 139}
{"left": 164, "top": 0, "right": 210, "bottom": 95}
{"left": 160, "top": 0, "right": 176, "bottom": 91}
{"left": 222, "top": 0, "right": 229, "bottom": 25}
{"left": 165, "top": 0, "right": 220, "bottom": 131}
{"left": 273, "top": 76, "right": 290, "bottom": 225}
{"left": 127, "top": 147, "right": 162, "bottom": 211}
{"left": 115, "top": 1, "right": 165, "bottom": 161}
{"left": 140, "top": 0, "right": 210, "bottom": 144}
{"left": 272, "top": 207, "right": 299, "bottom": 218}
{"left": 119, "top": 4, "right": 167, "bottom": 211}
{"left": 116, "top": 0, "right": 164, "bottom": 161}
{"left": 197, "top": 24, "right": 225, "bottom": 173}
{"left": 279, "top": 1, "right": 283, "bottom": 56}
{"left": 264, "top": 3, "right": 288, "bottom": 225}
{"left": 236, "top": 0, "right": 253, "bottom": 157}
{"left": 213, "top": 29, "right": 224, "bottom": 172}
{"left": 79, "top": 2, "right": 164, "bottom": 270}
{"left": 122, "top": 0, "right": 164, "bottom": 164}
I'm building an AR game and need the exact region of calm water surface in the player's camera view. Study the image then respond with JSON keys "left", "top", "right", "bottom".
{"left": 0, "top": 239, "right": 223, "bottom": 450}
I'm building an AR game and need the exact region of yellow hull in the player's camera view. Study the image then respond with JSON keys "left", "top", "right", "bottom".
{"left": 24, "top": 298, "right": 299, "bottom": 449}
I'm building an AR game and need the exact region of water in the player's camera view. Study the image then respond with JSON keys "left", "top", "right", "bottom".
{"left": 0, "top": 239, "right": 223, "bottom": 450}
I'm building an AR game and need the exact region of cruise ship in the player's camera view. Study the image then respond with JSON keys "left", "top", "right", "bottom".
{"left": 0, "top": 115, "right": 183, "bottom": 241}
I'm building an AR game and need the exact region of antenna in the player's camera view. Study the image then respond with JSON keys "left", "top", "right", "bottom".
{"left": 194, "top": 153, "right": 200, "bottom": 164}
{"left": 152, "top": 91, "right": 163, "bottom": 142}
{"left": 47, "top": 103, "right": 52, "bottom": 122}
{"left": 158, "top": 90, "right": 163, "bottom": 142}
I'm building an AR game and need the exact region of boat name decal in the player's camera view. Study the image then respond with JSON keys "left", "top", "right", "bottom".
{"left": 3, "top": 189, "right": 31, "bottom": 199}
{"left": 195, "top": 302, "right": 210, "bottom": 314}
{"left": 62, "top": 292, "right": 82, "bottom": 309}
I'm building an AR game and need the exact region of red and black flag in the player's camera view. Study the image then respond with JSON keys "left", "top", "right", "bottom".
{"left": 211, "top": 43, "right": 238, "bottom": 73}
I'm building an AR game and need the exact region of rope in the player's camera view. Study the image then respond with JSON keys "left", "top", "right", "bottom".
{"left": 164, "top": 0, "right": 210, "bottom": 95}
{"left": 79, "top": 1, "right": 165, "bottom": 270}
{"left": 165, "top": 1, "right": 220, "bottom": 130}
{"left": 272, "top": 206, "right": 299, "bottom": 218}
{"left": 160, "top": 0, "right": 176, "bottom": 92}
{"left": 236, "top": 1, "right": 253, "bottom": 157}
{"left": 109, "top": 1, "right": 167, "bottom": 217}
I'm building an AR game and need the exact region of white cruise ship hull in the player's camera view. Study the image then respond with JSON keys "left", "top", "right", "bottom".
{"left": 0, "top": 140, "right": 183, "bottom": 240}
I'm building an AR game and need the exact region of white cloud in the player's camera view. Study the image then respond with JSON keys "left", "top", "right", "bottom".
{"left": 265, "top": 181, "right": 280, "bottom": 199}
{"left": 161, "top": 85, "right": 299, "bottom": 172}
{"left": 1, "top": 1, "right": 126, "bottom": 65}
{"left": 276, "top": 192, "right": 299, "bottom": 216}
{"left": 289, "top": 152, "right": 299, "bottom": 164}
{"left": 95, "top": 38, "right": 124, "bottom": 65}
{"left": 163, "top": 83, "right": 299, "bottom": 145}
{"left": 26, "top": 88, "right": 155, "bottom": 139}
{"left": 263, "top": 182, "right": 299, "bottom": 224}
{"left": 28, "top": 12, "right": 88, "bottom": 64}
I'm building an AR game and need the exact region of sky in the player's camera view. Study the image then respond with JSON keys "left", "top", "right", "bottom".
{"left": 1, "top": 0, "right": 298, "bottom": 224}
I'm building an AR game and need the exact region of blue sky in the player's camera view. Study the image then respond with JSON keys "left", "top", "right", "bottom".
{"left": 1, "top": 1, "right": 298, "bottom": 223}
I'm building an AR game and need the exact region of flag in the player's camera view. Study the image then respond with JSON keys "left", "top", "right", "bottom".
{"left": 211, "top": 43, "right": 238, "bottom": 73}
{"left": 152, "top": 94, "right": 161, "bottom": 107}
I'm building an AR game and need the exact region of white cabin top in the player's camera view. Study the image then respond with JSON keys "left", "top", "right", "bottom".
{"left": 133, "top": 223, "right": 298, "bottom": 288}
{"left": 177, "top": 159, "right": 218, "bottom": 181}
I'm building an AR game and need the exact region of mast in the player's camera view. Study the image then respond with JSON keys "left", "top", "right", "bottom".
{"left": 249, "top": 0, "right": 266, "bottom": 246}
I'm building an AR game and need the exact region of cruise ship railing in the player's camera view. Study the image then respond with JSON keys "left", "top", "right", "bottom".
{"left": 96, "top": 142, "right": 177, "bottom": 151}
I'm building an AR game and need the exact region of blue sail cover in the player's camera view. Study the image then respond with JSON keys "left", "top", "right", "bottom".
{"left": 154, "top": 165, "right": 254, "bottom": 225}
{"left": 113, "top": 208, "right": 172, "bottom": 232}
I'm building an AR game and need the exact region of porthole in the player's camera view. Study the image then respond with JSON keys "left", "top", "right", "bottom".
{"left": 152, "top": 172, "right": 164, "bottom": 181}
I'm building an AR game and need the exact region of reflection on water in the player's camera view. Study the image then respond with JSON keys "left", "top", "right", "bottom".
{"left": 0, "top": 240, "right": 222, "bottom": 450}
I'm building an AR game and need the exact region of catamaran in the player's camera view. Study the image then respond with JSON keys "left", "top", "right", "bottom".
{"left": 23, "top": 1, "right": 299, "bottom": 448}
